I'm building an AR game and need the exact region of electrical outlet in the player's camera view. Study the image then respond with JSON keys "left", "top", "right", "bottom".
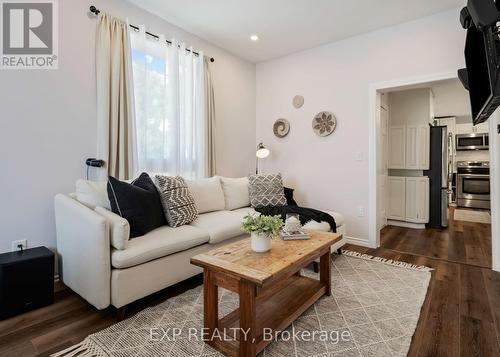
{"left": 11, "top": 239, "right": 27, "bottom": 252}
{"left": 357, "top": 206, "right": 365, "bottom": 217}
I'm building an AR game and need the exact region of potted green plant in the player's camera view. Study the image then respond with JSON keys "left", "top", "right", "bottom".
{"left": 241, "top": 214, "right": 283, "bottom": 252}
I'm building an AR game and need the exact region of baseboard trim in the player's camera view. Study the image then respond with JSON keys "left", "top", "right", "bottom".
{"left": 387, "top": 220, "right": 426, "bottom": 230}
{"left": 345, "top": 236, "right": 377, "bottom": 248}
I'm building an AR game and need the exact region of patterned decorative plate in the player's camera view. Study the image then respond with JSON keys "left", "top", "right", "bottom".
{"left": 273, "top": 118, "right": 290, "bottom": 138}
{"left": 292, "top": 95, "right": 304, "bottom": 108}
{"left": 312, "top": 111, "right": 336, "bottom": 137}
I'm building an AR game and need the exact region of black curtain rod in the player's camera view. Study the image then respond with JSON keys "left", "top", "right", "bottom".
{"left": 89, "top": 6, "right": 214, "bottom": 62}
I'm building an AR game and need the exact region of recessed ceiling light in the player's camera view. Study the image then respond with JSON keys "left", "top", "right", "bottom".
{"left": 250, "top": 34, "right": 259, "bottom": 41}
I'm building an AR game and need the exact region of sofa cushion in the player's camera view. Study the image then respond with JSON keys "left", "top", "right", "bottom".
{"left": 154, "top": 175, "right": 198, "bottom": 227}
{"left": 220, "top": 177, "right": 250, "bottom": 210}
{"left": 189, "top": 211, "right": 246, "bottom": 244}
{"left": 111, "top": 225, "right": 209, "bottom": 269}
{"left": 76, "top": 179, "right": 111, "bottom": 210}
{"left": 186, "top": 177, "right": 225, "bottom": 214}
{"left": 231, "top": 206, "right": 258, "bottom": 219}
{"left": 248, "top": 173, "right": 287, "bottom": 208}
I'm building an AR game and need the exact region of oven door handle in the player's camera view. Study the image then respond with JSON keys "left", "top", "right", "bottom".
{"left": 459, "top": 174, "right": 490, "bottom": 179}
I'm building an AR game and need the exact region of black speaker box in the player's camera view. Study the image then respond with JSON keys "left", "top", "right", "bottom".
{"left": 0, "top": 247, "right": 54, "bottom": 319}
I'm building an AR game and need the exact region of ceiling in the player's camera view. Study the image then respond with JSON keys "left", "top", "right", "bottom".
{"left": 128, "top": 0, "right": 463, "bottom": 63}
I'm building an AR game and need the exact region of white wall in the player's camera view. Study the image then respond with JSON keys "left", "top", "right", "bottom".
{"left": 389, "top": 88, "right": 431, "bottom": 126}
{"left": 256, "top": 9, "right": 465, "bottom": 244}
{"left": 0, "top": 0, "right": 256, "bottom": 253}
{"left": 432, "top": 78, "right": 471, "bottom": 118}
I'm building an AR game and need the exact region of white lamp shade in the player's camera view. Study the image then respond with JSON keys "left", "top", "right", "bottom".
{"left": 256, "top": 148, "right": 270, "bottom": 158}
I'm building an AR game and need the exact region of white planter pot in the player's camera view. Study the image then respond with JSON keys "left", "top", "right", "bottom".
{"left": 251, "top": 232, "right": 272, "bottom": 252}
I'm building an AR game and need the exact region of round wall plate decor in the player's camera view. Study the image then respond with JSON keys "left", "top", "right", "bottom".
{"left": 273, "top": 118, "right": 290, "bottom": 138}
{"left": 312, "top": 111, "right": 336, "bottom": 137}
{"left": 292, "top": 95, "right": 304, "bottom": 109}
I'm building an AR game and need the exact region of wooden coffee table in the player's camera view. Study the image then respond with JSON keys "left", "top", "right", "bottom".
{"left": 190, "top": 230, "right": 342, "bottom": 357}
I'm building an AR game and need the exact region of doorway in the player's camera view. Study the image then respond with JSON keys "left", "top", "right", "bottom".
{"left": 368, "top": 72, "right": 498, "bottom": 270}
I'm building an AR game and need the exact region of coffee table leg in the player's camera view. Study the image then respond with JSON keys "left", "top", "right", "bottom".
{"left": 203, "top": 268, "right": 218, "bottom": 343}
{"left": 320, "top": 251, "right": 332, "bottom": 296}
{"left": 239, "top": 280, "right": 257, "bottom": 357}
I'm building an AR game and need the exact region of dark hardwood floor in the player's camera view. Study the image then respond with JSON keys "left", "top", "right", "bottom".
{"left": 0, "top": 208, "right": 498, "bottom": 357}
{"left": 380, "top": 207, "right": 492, "bottom": 269}
{"left": 344, "top": 207, "right": 499, "bottom": 357}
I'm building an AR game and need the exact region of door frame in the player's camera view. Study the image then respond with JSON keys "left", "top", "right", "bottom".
{"left": 368, "top": 70, "right": 500, "bottom": 272}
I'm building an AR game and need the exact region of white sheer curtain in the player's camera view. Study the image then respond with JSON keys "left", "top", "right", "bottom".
{"left": 130, "top": 27, "right": 206, "bottom": 179}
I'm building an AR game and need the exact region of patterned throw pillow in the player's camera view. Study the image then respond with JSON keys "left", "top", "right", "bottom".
{"left": 248, "top": 173, "right": 287, "bottom": 208}
{"left": 154, "top": 175, "right": 198, "bottom": 227}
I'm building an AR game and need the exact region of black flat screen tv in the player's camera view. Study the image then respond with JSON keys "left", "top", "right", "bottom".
{"left": 464, "top": 26, "right": 500, "bottom": 124}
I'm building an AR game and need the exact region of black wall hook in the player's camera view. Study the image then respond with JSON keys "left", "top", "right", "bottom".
{"left": 89, "top": 5, "right": 100, "bottom": 16}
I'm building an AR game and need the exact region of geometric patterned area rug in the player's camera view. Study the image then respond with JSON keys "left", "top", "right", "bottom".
{"left": 52, "top": 251, "right": 432, "bottom": 357}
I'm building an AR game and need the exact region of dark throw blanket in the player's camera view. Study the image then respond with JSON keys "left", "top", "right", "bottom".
{"left": 255, "top": 205, "right": 336, "bottom": 233}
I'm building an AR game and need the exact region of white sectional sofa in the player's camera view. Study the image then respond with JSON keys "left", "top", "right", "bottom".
{"left": 54, "top": 176, "right": 345, "bottom": 310}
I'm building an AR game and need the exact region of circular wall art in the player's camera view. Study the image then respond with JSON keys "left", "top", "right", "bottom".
{"left": 273, "top": 118, "right": 290, "bottom": 138}
{"left": 312, "top": 111, "right": 337, "bottom": 137}
{"left": 292, "top": 95, "right": 304, "bottom": 109}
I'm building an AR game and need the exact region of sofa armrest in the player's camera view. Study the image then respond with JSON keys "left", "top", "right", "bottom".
{"left": 54, "top": 194, "right": 111, "bottom": 309}
{"left": 95, "top": 207, "right": 130, "bottom": 250}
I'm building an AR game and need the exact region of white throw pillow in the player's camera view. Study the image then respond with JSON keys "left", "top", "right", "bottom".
{"left": 186, "top": 177, "right": 225, "bottom": 214}
{"left": 75, "top": 179, "right": 111, "bottom": 209}
{"left": 220, "top": 177, "right": 250, "bottom": 210}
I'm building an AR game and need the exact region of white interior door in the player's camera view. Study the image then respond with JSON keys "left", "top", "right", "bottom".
{"left": 379, "top": 105, "right": 389, "bottom": 229}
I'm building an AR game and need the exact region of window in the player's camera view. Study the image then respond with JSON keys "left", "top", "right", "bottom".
{"left": 130, "top": 30, "right": 206, "bottom": 179}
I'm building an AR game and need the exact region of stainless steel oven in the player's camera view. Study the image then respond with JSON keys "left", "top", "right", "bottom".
{"left": 456, "top": 133, "right": 489, "bottom": 151}
{"left": 457, "top": 161, "right": 490, "bottom": 209}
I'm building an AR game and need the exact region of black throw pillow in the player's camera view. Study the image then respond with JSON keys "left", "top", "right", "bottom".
{"left": 284, "top": 187, "right": 298, "bottom": 206}
{"left": 107, "top": 173, "right": 167, "bottom": 238}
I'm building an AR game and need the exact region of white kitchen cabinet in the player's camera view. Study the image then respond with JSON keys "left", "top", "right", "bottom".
{"left": 456, "top": 123, "right": 473, "bottom": 135}
{"left": 387, "top": 177, "right": 406, "bottom": 220}
{"left": 387, "top": 176, "right": 429, "bottom": 223}
{"left": 456, "top": 122, "right": 488, "bottom": 135}
{"left": 393, "top": 125, "right": 429, "bottom": 170}
{"left": 388, "top": 126, "right": 406, "bottom": 169}
{"left": 417, "top": 126, "right": 430, "bottom": 170}
{"left": 474, "top": 122, "right": 489, "bottom": 134}
{"left": 405, "top": 126, "right": 418, "bottom": 169}
{"left": 405, "top": 177, "right": 429, "bottom": 223}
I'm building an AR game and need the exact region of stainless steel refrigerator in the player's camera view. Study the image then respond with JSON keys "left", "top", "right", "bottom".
{"left": 424, "top": 126, "right": 451, "bottom": 228}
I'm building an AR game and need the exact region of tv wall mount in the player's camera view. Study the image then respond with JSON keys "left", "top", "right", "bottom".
{"left": 460, "top": 0, "right": 500, "bottom": 31}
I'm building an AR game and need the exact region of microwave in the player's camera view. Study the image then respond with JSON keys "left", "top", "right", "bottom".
{"left": 456, "top": 133, "right": 489, "bottom": 151}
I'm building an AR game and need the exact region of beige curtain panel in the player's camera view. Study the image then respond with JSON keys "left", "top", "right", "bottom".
{"left": 204, "top": 57, "right": 217, "bottom": 176}
{"left": 96, "top": 14, "right": 137, "bottom": 180}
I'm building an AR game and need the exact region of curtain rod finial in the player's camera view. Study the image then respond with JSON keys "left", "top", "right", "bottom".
{"left": 210, "top": 57, "right": 215, "bottom": 63}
